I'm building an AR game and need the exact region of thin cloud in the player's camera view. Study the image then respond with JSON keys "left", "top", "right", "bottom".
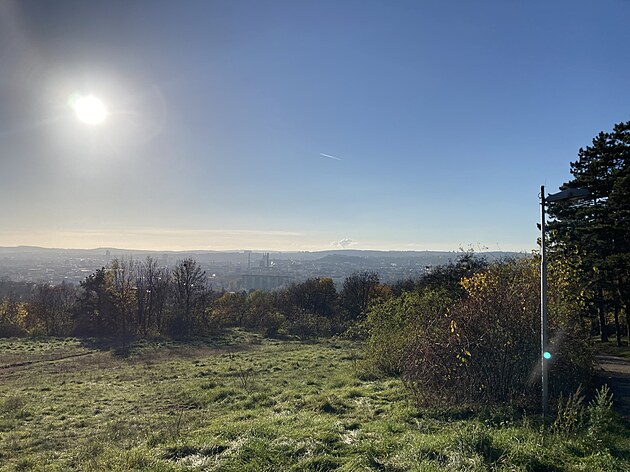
{"left": 320, "top": 152, "right": 342, "bottom": 161}
{"left": 331, "top": 238, "right": 354, "bottom": 248}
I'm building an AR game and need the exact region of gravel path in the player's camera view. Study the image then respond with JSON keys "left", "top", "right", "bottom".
{"left": 596, "top": 354, "right": 630, "bottom": 422}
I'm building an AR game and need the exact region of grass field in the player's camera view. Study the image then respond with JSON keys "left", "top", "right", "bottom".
{"left": 1, "top": 330, "right": 629, "bottom": 471}
{"left": 596, "top": 339, "right": 630, "bottom": 359}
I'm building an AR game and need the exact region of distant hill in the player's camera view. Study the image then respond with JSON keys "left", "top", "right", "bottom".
{"left": 0, "top": 245, "right": 525, "bottom": 262}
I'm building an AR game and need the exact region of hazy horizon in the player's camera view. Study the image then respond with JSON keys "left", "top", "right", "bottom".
{"left": 1, "top": 1, "right": 629, "bottom": 254}
{"left": 0, "top": 233, "right": 528, "bottom": 254}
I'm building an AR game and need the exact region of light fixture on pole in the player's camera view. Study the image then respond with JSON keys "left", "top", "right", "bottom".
{"left": 540, "top": 185, "right": 590, "bottom": 418}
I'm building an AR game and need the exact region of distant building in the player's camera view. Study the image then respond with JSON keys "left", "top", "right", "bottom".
{"left": 240, "top": 273, "right": 292, "bottom": 291}
{"left": 241, "top": 253, "right": 291, "bottom": 290}
{"left": 259, "top": 252, "right": 270, "bottom": 268}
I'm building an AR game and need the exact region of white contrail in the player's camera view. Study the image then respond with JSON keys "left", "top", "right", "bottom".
{"left": 320, "top": 152, "right": 342, "bottom": 161}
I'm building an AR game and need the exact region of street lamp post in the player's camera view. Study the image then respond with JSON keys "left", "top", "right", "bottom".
{"left": 540, "top": 185, "right": 590, "bottom": 418}
{"left": 540, "top": 185, "right": 549, "bottom": 418}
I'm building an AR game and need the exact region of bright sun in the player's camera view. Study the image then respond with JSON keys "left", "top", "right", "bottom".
{"left": 70, "top": 94, "right": 108, "bottom": 125}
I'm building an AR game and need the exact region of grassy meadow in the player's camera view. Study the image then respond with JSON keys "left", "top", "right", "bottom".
{"left": 1, "top": 330, "right": 629, "bottom": 471}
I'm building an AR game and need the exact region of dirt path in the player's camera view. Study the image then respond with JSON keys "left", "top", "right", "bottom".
{"left": 595, "top": 354, "right": 630, "bottom": 422}
{"left": 0, "top": 350, "right": 98, "bottom": 370}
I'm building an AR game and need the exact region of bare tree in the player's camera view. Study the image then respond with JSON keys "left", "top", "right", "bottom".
{"left": 30, "top": 283, "right": 75, "bottom": 336}
{"left": 107, "top": 258, "right": 137, "bottom": 350}
{"left": 135, "top": 257, "right": 171, "bottom": 335}
{"left": 340, "top": 271, "right": 380, "bottom": 322}
{"left": 152, "top": 265, "right": 171, "bottom": 334}
{"left": 171, "top": 258, "right": 207, "bottom": 336}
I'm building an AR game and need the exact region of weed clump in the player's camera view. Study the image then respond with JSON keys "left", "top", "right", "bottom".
{"left": 313, "top": 394, "right": 349, "bottom": 414}
{"left": 209, "top": 387, "right": 239, "bottom": 403}
{"left": 162, "top": 444, "right": 228, "bottom": 460}
{"left": 449, "top": 424, "right": 503, "bottom": 465}
{"left": 553, "top": 384, "right": 615, "bottom": 440}
{"left": 1, "top": 396, "right": 25, "bottom": 414}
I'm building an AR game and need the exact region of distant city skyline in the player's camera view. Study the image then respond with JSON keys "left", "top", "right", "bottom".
{"left": 1, "top": 1, "right": 629, "bottom": 253}
{"left": 0, "top": 244, "right": 520, "bottom": 289}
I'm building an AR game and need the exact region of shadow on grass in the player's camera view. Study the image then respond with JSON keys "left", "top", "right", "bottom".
{"left": 77, "top": 331, "right": 262, "bottom": 360}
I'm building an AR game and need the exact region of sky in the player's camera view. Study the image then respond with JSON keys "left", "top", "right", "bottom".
{"left": 0, "top": 0, "right": 629, "bottom": 252}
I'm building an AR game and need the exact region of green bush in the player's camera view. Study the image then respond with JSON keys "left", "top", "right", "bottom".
{"left": 365, "top": 290, "right": 452, "bottom": 375}
{"left": 0, "top": 321, "right": 28, "bottom": 338}
{"left": 587, "top": 384, "right": 614, "bottom": 441}
{"left": 368, "top": 258, "right": 593, "bottom": 408}
{"left": 287, "top": 311, "right": 335, "bottom": 338}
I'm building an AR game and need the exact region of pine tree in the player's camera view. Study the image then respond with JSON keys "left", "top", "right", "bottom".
{"left": 548, "top": 121, "right": 630, "bottom": 344}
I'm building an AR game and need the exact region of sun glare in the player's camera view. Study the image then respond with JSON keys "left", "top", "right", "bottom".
{"left": 70, "top": 94, "right": 108, "bottom": 125}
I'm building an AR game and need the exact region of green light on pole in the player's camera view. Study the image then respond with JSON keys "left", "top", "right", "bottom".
{"left": 543, "top": 351, "right": 552, "bottom": 360}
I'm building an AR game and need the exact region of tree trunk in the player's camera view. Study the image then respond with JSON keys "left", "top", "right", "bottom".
{"left": 614, "top": 303, "right": 622, "bottom": 347}
{"left": 598, "top": 289, "right": 608, "bottom": 342}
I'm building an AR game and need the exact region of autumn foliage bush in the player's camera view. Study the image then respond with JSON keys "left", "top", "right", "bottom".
{"left": 366, "top": 258, "right": 593, "bottom": 407}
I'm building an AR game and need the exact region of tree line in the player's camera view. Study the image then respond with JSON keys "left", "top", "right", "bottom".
{"left": 0, "top": 257, "right": 384, "bottom": 341}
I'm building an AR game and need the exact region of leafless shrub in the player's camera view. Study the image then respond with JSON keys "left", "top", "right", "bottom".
{"left": 236, "top": 365, "right": 257, "bottom": 392}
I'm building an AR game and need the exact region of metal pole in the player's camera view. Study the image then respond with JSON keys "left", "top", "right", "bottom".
{"left": 540, "top": 185, "right": 548, "bottom": 418}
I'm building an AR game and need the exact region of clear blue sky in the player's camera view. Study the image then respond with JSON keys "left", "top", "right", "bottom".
{"left": 0, "top": 0, "right": 629, "bottom": 251}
